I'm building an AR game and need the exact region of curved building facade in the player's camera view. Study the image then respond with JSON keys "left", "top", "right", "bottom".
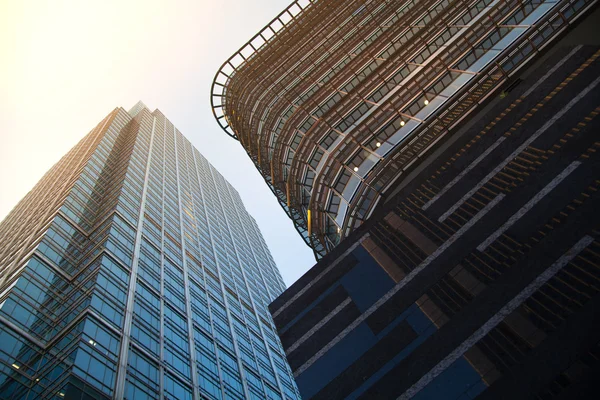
{"left": 212, "top": 0, "right": 597, "bottom": 257}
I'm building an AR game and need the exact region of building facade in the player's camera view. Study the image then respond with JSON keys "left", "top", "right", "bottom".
{"left": 212, "top": 0, "right": 598, "bottom": 258}
{"left": 0, "top": 103, "right": 301, "bottom": 400}
{"left": 268, "top": 44, "right": 600, "bottom": 399}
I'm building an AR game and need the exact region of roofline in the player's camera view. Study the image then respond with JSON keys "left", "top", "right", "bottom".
{"left": 209, "top": 0, "right": 317, "bottom": 140}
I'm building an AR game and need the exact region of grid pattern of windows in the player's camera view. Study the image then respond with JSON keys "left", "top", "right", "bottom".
{"left": 0, "top": 102, "right": 298, "bottom": 399}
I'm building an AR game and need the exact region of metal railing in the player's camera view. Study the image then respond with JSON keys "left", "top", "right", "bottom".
{"left": 210, "top": 0, "right": 316, "bottom": 140}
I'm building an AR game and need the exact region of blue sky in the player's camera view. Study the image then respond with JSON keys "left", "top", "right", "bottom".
{"left": 0, "top": 0, "right": 316, "bottom": 286}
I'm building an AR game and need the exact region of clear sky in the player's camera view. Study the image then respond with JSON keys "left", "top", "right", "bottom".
{"left": 0, "top": 0, "right": 316, "bottom": 286}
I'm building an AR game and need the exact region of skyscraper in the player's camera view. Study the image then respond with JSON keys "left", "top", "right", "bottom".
{"left": 211, "top": 0, "right": 598, "bottom": 258}
{"left": 0, "top": 102, "right": 301, "bottom": 400}
{"left": 268, "top": 44, "right": 600, "bottom": 399}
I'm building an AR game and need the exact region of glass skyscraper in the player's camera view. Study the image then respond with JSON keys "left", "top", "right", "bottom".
{"left": 0, "top": 102, "right": 301, "bottom": 400}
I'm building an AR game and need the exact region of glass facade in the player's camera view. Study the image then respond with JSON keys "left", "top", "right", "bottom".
{"left": 212, "top": 0, "right": 597, "bottom": 258}
{"left": 0, "top": 102, "right": 301, "bottom": 400}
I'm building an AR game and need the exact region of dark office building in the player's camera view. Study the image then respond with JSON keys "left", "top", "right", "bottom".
{"left": 0, "top": 103, "right": 301, "bottom": 399}
{"left": 212, "top": 0, "right": 599, "bottom": 259}
{"left": 268, "top": 43, "right": 600, "bottom": 399}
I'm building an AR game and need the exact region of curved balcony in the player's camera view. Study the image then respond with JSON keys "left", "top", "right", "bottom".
{"left": 211, "top": 0, "right": 596, "bottom": 257}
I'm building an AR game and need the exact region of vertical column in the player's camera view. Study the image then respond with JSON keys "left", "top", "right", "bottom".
{"left": 159, "top": 115, "right": 167, "bottom": 400}
{"left": 172, "top": 128, "right": 201, "bottom": 400}
{"left": 114, "top": 114, "right": 157, "bottom": 400}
